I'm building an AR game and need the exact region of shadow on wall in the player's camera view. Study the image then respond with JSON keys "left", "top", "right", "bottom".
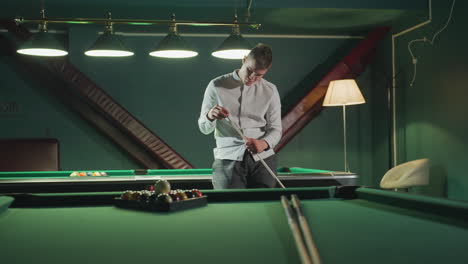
{"left": 413, "top": 164, "right": 447, "bottom": 198}
{"left": 281, "top": 40, "right": 357, "bottom": 115}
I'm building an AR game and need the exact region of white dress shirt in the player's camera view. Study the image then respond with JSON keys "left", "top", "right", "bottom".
{"left": 198, "top": 70, "right": 282, "bottom": 161}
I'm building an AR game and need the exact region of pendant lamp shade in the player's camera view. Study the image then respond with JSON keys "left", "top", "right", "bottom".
{"left": 149, "top": 31, "right": 198, "bottom": 58}
{"left": 17, "top": 31, "right": 68, "bottom": 57}
{"left": 212, "top": 25, "right": 251, "bottom": 59}
{"left": 84, "top": 31, "right": 134, "bottom": 57}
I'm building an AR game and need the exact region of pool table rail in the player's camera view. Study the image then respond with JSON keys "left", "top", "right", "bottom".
{"left": 0, "top": 168, "right": 358, "bottom": 193}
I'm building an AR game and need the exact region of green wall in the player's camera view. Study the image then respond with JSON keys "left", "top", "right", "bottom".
{"left": 389, "top": 0, "right": 467, "bottom": 200}
{"left": 5, "top": 0, "right": 440, "bottom": 191}
{"left": 1, "top": 0, "right": 465, "bottom": 204}
{"left": 0, "top": 38, "right": 140, "bottom": 170}
{"left": 0, "top": 27, "right": 376, "bottom": 185}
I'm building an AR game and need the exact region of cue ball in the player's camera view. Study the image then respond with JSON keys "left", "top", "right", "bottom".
{"left": 154, "top": 180, "right": 171, "bottom": 194}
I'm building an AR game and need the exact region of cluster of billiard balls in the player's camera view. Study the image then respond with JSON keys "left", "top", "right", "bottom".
{"left": 120, "top": 180, "right": 203, "bottom": 204}
{"left": 69, "top": 171, "right": 108, "bottom": 177}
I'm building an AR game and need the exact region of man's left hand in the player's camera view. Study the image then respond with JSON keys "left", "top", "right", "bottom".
{"left": 245, "top": 138, "right": 269, "bottom": 154}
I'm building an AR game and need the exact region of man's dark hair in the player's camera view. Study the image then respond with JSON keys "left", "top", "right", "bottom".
{"left": 247, "top": 43, "right": 272, "bottom": 69}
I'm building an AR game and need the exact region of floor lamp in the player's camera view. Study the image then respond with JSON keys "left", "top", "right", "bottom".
{"left": 323, "top": 79, "right": 365, "bottom": 172}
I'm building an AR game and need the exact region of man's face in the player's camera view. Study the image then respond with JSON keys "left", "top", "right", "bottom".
{"left": 238, "top": 56, "right": 270, "bottom": 86}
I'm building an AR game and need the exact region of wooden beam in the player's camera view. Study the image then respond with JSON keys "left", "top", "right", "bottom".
{"left": 0, "top": 34, "right": 164, "bottom": 169}
{"left": 0, "top": 19, "right": 193, "bottom": 169}
{"left": 276, "top": 27, "right": 390, "bottom": 152}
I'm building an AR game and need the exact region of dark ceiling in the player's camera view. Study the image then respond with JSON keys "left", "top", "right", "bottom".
{"left": 2, "top": 0, "right": 428, "bottom": 35}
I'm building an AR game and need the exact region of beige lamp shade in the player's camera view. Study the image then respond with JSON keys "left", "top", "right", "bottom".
{"left": 323, "top": 79, "right": 366, "bottom": 106}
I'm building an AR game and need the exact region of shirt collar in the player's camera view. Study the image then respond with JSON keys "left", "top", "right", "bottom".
{"left": 232, "top": 69, "right": 257, "bottom": 87}
{"left": 232, "top": 69, "right": 241, "bottom": 82}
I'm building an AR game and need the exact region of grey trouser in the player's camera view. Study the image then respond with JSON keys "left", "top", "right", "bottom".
{"left": 212, "top": 150, "right": 277, "bottom": 189}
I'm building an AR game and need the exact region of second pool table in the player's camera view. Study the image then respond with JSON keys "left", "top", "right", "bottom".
{"left": 0, "top": 167, "right": 357, "bottom": 193}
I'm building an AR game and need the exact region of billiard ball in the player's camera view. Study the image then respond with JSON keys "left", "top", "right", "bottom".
{"left": 154, "top": 180, "right": 171, "bottom": 194}
{"left": 156, "top": 193, "right": 173, "bottom": 204}
{"left": 121, "top": 191, "right": 132, "bottom": 200}
{"left": 139, "top": 191, "right": 151, "bottom": 203}
{"left": 169, "top": 191, "right": 180, "bottom": 202}
{"left": 184, "top": 190, "right": 195, "bottom": 198}
{"left": 148, "top": 193, "right": 159, "bottom": 203}
{"left": 129, "top": 191, "right": 141, "bottom": 201}
{"left": 176, "top": 191, "right": 188, "bottom": 200}
{"left": 192, "top": 189, "right": 203, "bottom": 197}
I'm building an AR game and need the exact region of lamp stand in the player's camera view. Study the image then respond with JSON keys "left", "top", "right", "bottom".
{"left": 342, "top": 105, "right": 349, "bottom": 172}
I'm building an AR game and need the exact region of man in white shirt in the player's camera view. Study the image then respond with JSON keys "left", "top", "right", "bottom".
{"left": 198, "top": 43, "right": 282, "bottom": 189}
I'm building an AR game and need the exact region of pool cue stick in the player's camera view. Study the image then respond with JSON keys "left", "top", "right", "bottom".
{"left": 281, "top": 195, "right": 312, "bottom": 264}
{"left": 291, "top": 194, "right": 322, "bottom": 264}
{"left": 225, "top": 116, "right": 286, "bottom": 188}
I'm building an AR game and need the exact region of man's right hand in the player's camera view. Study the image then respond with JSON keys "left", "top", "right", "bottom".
{"left": 207, "top": 105, "right": 230, "bottom": 121}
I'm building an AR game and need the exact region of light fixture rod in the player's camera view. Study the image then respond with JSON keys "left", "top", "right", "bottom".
{"left": 14, "top": 17, "right": 261, "bottom": 29}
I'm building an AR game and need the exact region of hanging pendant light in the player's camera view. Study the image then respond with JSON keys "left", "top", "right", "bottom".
{"left": 149, "top": 14, "right": 198, "bottom": 58}
{"left": 17, "top": 10, "right": 68, "bottom": 57}
{"left": 84, "top": 13, "right": 134, "bottom": 57}
{"left": 212, "top": 17, "right": 251, "bottom": 59}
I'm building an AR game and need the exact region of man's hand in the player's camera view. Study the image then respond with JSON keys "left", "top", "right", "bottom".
{"left": 207, "top": 105, "right": 229, "bottom": 121}
{"left": 245, "top": 138, "right": 269, "bottom": 154}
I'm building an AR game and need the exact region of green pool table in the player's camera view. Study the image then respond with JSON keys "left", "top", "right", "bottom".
{"left": 1, "top": 186, "right": 467, "bottom": 264}
{"left": 0, "top": 168, "right": 357, "bottom": 193}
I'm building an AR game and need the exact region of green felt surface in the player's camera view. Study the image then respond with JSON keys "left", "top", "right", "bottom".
{"left": 0, "top": 170, "right": 135, "bottom": 178}
{"left": 0, "top": 196, "right": 14, "bottom": 214}
{"left": 1, "top": 187, "right": 467, "bottom": 264}
{"left": 0, "top": 201, "right": 301, "bottom": 264}
{"left": 357, "top": 187, "right": 468, "bottom": 211}
{"left": 302, "top": 198, "right": 468, "bottom": 263}
{"left": 147, "top": 167, "right": 335, "bottom": 175}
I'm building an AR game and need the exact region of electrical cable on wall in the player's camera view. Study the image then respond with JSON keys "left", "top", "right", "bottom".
{"left": 408, "top": 0, "right": 456, "bottom": 86}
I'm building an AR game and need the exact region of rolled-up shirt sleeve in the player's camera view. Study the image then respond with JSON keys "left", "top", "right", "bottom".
{"left": 198, "top": 81, "right": 218, "bottom": 135}
{"left": 260, "top": 86, "right": 282, "bottom": 149}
